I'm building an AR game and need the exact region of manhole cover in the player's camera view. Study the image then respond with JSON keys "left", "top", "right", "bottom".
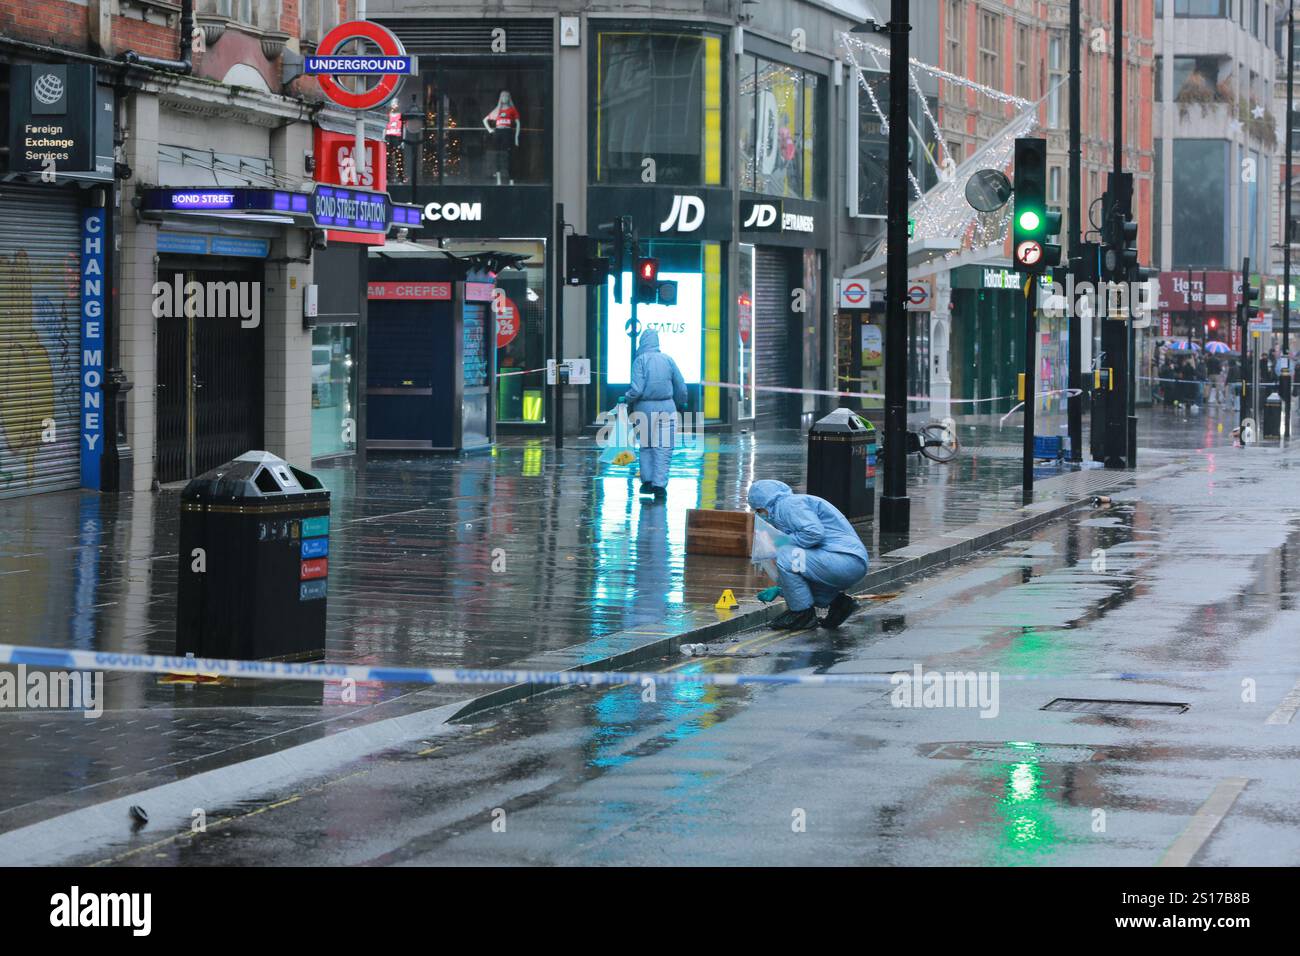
{"left": 924, "top": 742, "right": 1101, "bottom": 763}
{"left": 1041, "top": 698, "right": 1188, "bottom": 716}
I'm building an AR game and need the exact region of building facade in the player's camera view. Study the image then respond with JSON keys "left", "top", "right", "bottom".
{"left": 1153, "top": 0, "right": 1281, "bottom": 357}
{"left": 0, "top": 0, "right": 421, "bottom": 499}
{"left": 371, "top": 0, "right": 880, "bottom": 436}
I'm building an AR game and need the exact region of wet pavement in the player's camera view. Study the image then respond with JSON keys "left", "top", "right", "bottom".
{"left": 66, "top": 415, "right": 1300, "bottom": 867}
{"left": 0, "top": 406, "right": 1233, "bottom": 837}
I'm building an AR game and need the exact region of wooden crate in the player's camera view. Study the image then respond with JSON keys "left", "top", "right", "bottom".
{"left": 685, "top": 509, "right": 754, "bottom": 557}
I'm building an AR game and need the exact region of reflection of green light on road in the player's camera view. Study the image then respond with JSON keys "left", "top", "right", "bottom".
{"left": 991, "top": 755, "right": 1060, "bottom": 861}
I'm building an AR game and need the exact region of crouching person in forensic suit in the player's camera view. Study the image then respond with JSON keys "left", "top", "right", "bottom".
{"left": 748, "top": 479, "right": 870, "bottom": 630}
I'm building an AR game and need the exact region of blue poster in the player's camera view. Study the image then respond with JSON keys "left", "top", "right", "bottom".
{"left": 80, "top": 208, "right": 106, "bottom": 489}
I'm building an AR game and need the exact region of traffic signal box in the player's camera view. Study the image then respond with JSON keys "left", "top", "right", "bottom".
{"left": 1013, "top": 138, "right": 1062, "bottom": 274}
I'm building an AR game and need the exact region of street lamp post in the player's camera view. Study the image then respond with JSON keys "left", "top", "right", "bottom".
{"left": 1068, "top": 0, "right": 1083, "bottom": 462}
{"left": 1284, "top": 0, "right": 1295, "bottom": 399}
{"left": 878, "top": 0, "right": 911, "bottom": 535}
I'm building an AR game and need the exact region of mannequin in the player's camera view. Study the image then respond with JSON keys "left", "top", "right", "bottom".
{"left": 482, "top": 91, "right": 521, "bottom": 185}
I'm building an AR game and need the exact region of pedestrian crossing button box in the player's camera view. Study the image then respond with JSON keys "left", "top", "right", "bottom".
{"left": 176, "top": 450, "right": 331, "bottom": 662}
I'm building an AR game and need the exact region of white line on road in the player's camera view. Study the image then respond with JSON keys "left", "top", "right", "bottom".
{"left": 1157, "top": 777, "right": 1249, "bottom": 868}
{"left": 1265, "top": 680, "right": 1300, "bottom": 725}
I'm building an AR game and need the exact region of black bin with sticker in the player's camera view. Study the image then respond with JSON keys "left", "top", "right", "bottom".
{"left": 176, "top": 451, "right": 330, "bottom": 661}
{"left": 806, "top": 408, "right": 876, "bottom": 521}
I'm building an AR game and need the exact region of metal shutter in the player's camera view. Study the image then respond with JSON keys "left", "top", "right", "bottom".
{"left": 0, "top": 184, "right": 83, "bottom": 499}
{"left": 754, "top": 247, "right": 793, "bottom": 430}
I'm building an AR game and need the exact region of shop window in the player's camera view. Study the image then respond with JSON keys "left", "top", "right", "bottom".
{"left": 429, "top": 239, "right": 549, "bottom": 425}
{"left": 737, "top": 57, "right": 825, "bottom": 200}
{"left": 597, "top": 239, "right": 723, "bottom": 420}
{"left": 592, "top": 29, "right": 725, "bottom": 186}
{"left": 856, "top": 71, "right": 942, "bottom": 215}
{"left": 310, "top": 324, "right": 357, "bottom": 459}
{"left": 389, "top": 63, "right": 550, "bottom": 187}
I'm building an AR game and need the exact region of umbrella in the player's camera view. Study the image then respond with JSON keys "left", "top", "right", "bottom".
{"left": 1166, "top": 340, "right": 1200, "bottom": 351}
{"left": 1205, "top": 341, "right": 1231, "bottom": 353}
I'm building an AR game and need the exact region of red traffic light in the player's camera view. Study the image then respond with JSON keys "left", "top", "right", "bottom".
{"left": 1208, "top": 317, "right": 1218, "bottom": 330}
{"left": 637, "top": 257, "right": 659, "bottom": 282}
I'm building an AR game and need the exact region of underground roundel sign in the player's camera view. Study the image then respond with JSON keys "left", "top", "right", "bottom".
{"left": 306, "top": 20, "right": 417, "bottom": 111}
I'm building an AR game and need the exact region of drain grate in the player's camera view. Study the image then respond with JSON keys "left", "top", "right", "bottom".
{"left": 925, "top": 742, "right": 1101, "bottom": 763}
{"left": 1042, "top": 697, "right": 1188, "bottom": 716}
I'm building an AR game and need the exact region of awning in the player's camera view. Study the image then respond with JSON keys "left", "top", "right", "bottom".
{"left": 842, "top": 237, "right": 963, "bottom": 285}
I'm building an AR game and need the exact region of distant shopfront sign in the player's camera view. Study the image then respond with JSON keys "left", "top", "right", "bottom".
{"left": 1157, "top": 271, "right": 1240, "bottom": 312}
{"left": 6, "top": 64, "right": 96, "bottom": 172}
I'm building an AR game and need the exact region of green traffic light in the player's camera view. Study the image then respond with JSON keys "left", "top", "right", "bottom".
{"left": 1018, "top": 209, "right": 1042, "bottom": 232}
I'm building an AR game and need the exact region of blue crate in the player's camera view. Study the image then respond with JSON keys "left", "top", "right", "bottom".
{"left": 1033, "top": 435, "right": 1064, "bottom": 460}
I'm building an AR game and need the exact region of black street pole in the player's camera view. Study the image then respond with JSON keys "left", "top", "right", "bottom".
{"left": 553, "top": 202, "right": 564, "bottom": 449}
{"left": 1114, "top": 0, "right": 1137, "bottom": 468}
{"left": 1023, "top": 284, "right": 1036, "bottom": 504}
{"left": 1067, "top": 0, "right": 1083, "bottom": 462}
{"left": 879, "top": 0, "right": 912, "bottom": 535}
{"left": 1239, "top": 256, "right": 1251, "bottom": 441}
{"left": 1284, "top": 0, "right": 1295, "bottom": 398}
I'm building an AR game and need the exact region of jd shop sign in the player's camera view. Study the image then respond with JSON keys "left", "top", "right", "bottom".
{"left": 6, "top": 64, "right": 97, "bottom": 173}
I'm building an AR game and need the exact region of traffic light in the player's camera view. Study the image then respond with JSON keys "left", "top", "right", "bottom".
{"left": 634, "top": 256, "right": 660, "bottom": 304}
{"left": 564, "top": 234, "right": 610, "bottom": 287}
{"left": 598, "top": 216, "right": 631, "bottom": 303}
{"left": 1243, "top": 275, "right": 1261, "bottom": 322}
{"left": 1012, "top": 138, "right": 1062, "bottom": 273}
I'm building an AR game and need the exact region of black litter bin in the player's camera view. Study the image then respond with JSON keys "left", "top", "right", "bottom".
{"left": 176, "top": 451, "right": 331, "bottom": 661}
{"left": 1262, "top": 392, "right": 1283, "bottom": 440}
{"left": 806, "top": 408, "right": 876, "bottom": 521}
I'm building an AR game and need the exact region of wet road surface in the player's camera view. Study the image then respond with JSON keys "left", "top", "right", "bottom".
{"left": 70, "top": 421, "right": 1300, "bottom": 866}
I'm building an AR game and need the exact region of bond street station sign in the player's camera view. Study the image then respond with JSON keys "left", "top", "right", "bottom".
{"left": 141, "top": 186, "right": 423, "bottom": 235}
{"left": 6, "top": 64, "right": 96, "bottom": 172}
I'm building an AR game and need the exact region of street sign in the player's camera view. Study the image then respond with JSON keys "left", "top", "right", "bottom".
{"left": 306, "top": 20, "right": 417, "bottom": 111}
{"left": 838, "top": 279, "right": 871, "bottom": 309}
{"left": 904, "top": 279, "right": 933, "bottom": 312}
{"left": 1015, "top": 240, "right": 1043, "bottom": 268}
{"left": 1249, "top": 312, "right": 1274, "bottom": 334}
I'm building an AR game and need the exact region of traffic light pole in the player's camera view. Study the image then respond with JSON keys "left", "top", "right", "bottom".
{"left": 554, "top": 203, "right": 565, "bottom": 449}
{"left": 1023, "top": 284, "right": 1037, "bottom": 504}
{"left": 1285, "top": 0, "right": 1294, "bottom": 359}
{"left": 1067, "top": 0, "right": 1083, "bottom": 462}
{"left": 1239, "top": 256, "right": 1251, "bottom": 442}
{"left": 879, "top": 0, "right": 912, "bottom": 535}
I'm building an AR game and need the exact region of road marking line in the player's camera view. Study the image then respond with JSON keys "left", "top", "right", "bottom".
{"left": 1265, "top": 679, "right": 1300, "bottom": 725}
{"left": 1156, "top": 777, "right": 1249, "bottom": 868}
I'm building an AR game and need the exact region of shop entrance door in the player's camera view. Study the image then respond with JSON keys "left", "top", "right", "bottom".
{"left": 155, "top": 262, "right": 264, "bottom": 483}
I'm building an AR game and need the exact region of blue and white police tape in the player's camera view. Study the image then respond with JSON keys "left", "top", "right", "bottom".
{"left": 1, "top": 643, "right": 1296, "bottom": 689}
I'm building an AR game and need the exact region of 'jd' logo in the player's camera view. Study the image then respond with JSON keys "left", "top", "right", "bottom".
{"left": 742, "top": 204, "right": 778, "bottom": 229}
{"left": 659, "top": 195, "right": 705, "bottom": 233}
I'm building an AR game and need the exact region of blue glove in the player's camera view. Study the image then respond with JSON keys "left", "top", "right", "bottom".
{"left": 757, "top": 585, "right": 782, "bottom": 603}
{"left": 617, "top": 395, "right": 628, "bottom": 405}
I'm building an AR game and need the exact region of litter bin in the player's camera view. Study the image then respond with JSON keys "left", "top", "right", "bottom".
{"left": 1262, "top": 392, "right": 1283, "bottom": 441}
{"left": 176, "top": 450, "right": 331, "bottom": 661}
{"left": 806, "top": 408, "right": 875, "bottom": 520}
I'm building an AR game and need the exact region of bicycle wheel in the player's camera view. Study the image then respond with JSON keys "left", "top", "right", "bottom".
{"left": 918, "top": 422, "right": 959, "bottom": 463}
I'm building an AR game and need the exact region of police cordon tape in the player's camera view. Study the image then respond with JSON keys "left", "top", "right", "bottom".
{"left": 2, "top": 643, "right": 1295, "bottom": 689}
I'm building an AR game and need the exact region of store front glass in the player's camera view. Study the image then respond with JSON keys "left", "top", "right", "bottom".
{"left": 387, "top": 61, "right": 551, "bottom": 187}
{"left": 432, "top": 238, "right": 548, "bottom": 425}
{"left": 737, "top": 56, "right": 825, "bottom": 199}
{"left": 737, "top": 243, "right": 756, "bottom": 419}
{"left": 597, "top": 239, "right": 722, "bottom": 416}
{"left": 310, "top": 324, "right": 358, "bottom": 459}
{"left": 591, "top": 28, "right": 725, "bottom": 186}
